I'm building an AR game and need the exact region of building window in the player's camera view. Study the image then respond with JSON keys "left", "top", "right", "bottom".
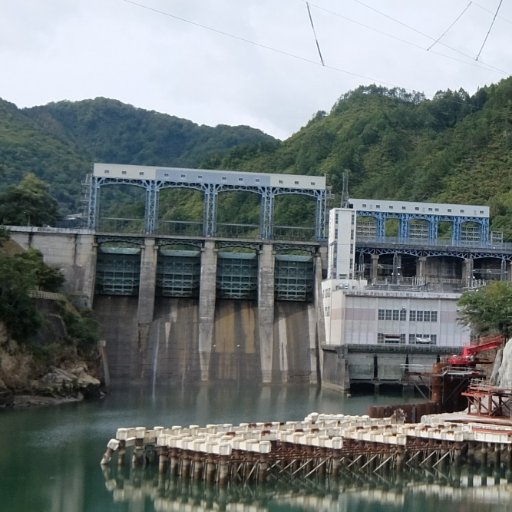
{"left": 379, "top": 308, "right": 407, "bottom": 321}
{"left": 377, "top": 333, "right": 384, "bottom": 343}
{"left": 409, "top": 310, "right": 438, "bottom": 322}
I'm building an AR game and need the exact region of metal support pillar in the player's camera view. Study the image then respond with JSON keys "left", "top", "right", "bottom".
{"left": 428, "top": 216, "right": 438, "bottom": 242}
{"left": 145, "top": 182, "right": 158, "bottom": 234}
{"left": 452, "top": 218, "right": 462, "bottom": 245}
{"left": 399, "top": 214, "right": 410, "bottom": 240}
{"left": 260, "top": 188, "right": 274, "bottom": 240}
{"left": 87, "top": 175, "right": 100, "bottom": 230}
{"left": 315, "top": 190, "right": 327, "bottom": 240}
{"left": 481, "top": 218, "right": 490, "bottom": 244}
{"left": 376, "top": 213, "right": 385, "bottom": 239}
{"left": 203, "top": 184, "right": 219, "bottom": 237}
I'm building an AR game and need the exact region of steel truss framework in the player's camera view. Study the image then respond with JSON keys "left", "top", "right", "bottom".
{"left": 356, "top": 211, "right": 490, "bottom": 245}
{"left": 356, "top": 242, "right": 512, "bottom": 261}
{"left": 86, "top": 175, "right": 327, "bottom": 240}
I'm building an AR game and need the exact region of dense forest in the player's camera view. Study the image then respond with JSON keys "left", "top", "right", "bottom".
{"left": 1, "top": 76, "right": 512, "bottom": 237}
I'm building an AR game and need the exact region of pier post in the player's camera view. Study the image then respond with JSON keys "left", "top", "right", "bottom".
{"left": 137, "top": 238, "right": 158, "bottom": 377}
{"left": 117, "top": 440, "right": 126, "bottom": 468}
{"left": 132, "top": 439, "right": 145, "bottom": 467}
{"left": 312, "top": 249, "right": 326, "bottom": 385}
{"left": 257, "top": 459, "right": 268, "bottom": 482}
{"left": 258, "top": 243, "right": 275, "bottom": 383}
{"left": 75, "top": 234, "right": 97, "bottom": 308}
{"left": 416, "top": 256, "right": 427, "bottom": 281}
{"left": 180, "top": 456, "right": 191, "bottom": 479}
{"left": 192, "top": 455, "right": 204, "bottom": 480}
{"left": 205, "top": 457, "right": 216, "bottom": 483}
{"left": 218, "top": 459, "right": 229, "bottom": 486}
{"left": 158, "top": 448, "right": 168, "bottom": 474}
{"left": 198, "top": 241, "right": 217, "bottom": 381}
{"left": 169, "top": 450, "right": 179, "bottom": 476}
{"left": 370, "top": 254, "right": 379, "bottom": 283}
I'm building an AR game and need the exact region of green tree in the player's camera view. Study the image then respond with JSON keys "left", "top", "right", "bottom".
{"left": 0, "top": 173, "right": 60, "bottom": 226}
{"left": 18, "top": 248, "right": 64, "bottom": 292}
{"left": 458, "top": 281, "right": 512, "bottom": 337}
{"left": 0, "top": 252, "right": 41, "bottom": 339}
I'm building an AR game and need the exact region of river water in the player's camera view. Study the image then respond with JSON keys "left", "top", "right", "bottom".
{"left": 0, "top": 383, "right": 510, "bottom": 512}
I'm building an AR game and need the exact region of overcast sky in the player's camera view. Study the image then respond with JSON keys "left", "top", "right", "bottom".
{"left": 1, "top": 0, "right": 511, "bottom": 139}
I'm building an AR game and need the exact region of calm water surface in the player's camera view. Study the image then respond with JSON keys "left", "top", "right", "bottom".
{"left": 0, "top": 384, "right": 510, "bottom": 511}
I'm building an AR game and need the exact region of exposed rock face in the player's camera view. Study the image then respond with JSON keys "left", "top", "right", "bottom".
{"left": 493, "top": 340, "right": 512, "bottom": 388}
{"left": 0, "top": 321, "right": 103, "bottom": 408}
{"left": 32, "top": 363, "right": 102, "bottom": 399}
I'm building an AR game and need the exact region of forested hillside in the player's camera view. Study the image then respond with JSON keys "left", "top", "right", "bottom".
{"left": 1, "top": 77, "right": 512, "bottom": 236}
{"left": 0, "top": 97, "right": 277, "bottom": 215}
{"left": 214, "top": 78, "right": 512, "bottom": 238}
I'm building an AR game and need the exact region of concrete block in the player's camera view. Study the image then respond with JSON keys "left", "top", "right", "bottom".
{"left": 107, "top": 439, "right": 120, "bottom": 451}
{"left": 259, "top": 441, "right": 271, "bottom": 454}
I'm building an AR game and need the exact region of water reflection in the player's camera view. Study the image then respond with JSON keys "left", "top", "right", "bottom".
{"left": 102, "top": 463, "right": 512, "bottom": 512}
{"left": 2, "top": 383, "right": 510, "bottom": 512}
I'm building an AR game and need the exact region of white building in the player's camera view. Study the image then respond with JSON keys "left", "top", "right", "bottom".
{"left": 327, "top": 208, "right": 357, "bottom": 280}
{"left": 322, "top": 202, "right": 471, "bottom": 349}
{"left": 322, "top": 283, "right": 470, "bottom": 347}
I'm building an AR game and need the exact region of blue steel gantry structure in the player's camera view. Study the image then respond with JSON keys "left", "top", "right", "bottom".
{"left": 348, "top": 198, "right": 490, "bottom": 245}
{"left": 86, "top": 163, "right": 328, "bottom": 241}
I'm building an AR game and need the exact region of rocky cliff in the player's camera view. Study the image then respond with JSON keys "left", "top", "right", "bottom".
{"left": 0, "top": 316, "right": 102, "bottom": 408}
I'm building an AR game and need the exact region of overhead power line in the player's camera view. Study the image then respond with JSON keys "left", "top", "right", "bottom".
{"left": 304, "top": 1, "right": 507, "bottom": 76}
{"left": 121, "top": 0, "right": 393, "bottom": 85}
{"left": 121, "top": 0, "right": 509, "bottom": 96}
{"left": 476, "top": 0, "right": 503, "bottom": 61}
{"left": 306, "top": 1, "right": 325, "bottom": 66}
{"left": 427, "top": 1, "right": 473, "bottom": 51}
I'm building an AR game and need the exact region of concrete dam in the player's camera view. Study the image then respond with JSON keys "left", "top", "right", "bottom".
{"left": 10, "top": 229, "right": 326, "bottom": 386}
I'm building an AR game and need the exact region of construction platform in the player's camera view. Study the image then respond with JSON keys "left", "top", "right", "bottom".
{"left": 101, "top": 412, "right": 512, "bottom": 487}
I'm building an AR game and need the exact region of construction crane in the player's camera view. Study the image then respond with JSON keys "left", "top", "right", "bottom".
{"left": 447, "top": 334, "right": 505, "bottom": 367}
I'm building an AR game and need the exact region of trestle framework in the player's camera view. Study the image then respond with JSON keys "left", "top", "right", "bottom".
{"left": 86, "top": 163, "right": 327, "bottom": 240}
{"left": 349, "top": 198, "right": 490, "bottom": 246}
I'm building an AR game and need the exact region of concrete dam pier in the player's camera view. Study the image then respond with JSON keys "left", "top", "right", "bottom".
{"left": 10, "top": 228, "right": 326, "bottom": 385}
